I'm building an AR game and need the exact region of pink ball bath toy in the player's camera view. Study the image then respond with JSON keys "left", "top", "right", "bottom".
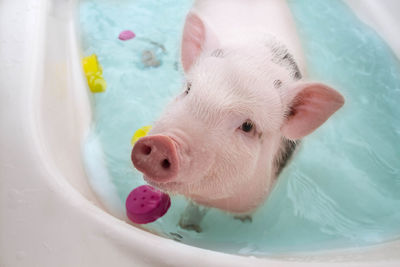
{"left": 126, "top": 185, "right": 171, "bottom": 224}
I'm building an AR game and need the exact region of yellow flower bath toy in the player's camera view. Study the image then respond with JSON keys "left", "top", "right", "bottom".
{"left": 131, "top": 126, "right": 152, "bottom": 146}
{"left": 82, "top": 54, "right": 107, "bottom": 93}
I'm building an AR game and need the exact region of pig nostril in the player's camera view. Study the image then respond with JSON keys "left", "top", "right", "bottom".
{"left": 161, "top": 159, "right": 171, "bottom": 169}
{"left": 141, "top": 145, "right": 152, "bottom": 155}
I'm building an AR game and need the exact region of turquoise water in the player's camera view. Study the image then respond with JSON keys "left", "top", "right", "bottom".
{"left": 80, "top": 0, "right": 400, "bottom": 255}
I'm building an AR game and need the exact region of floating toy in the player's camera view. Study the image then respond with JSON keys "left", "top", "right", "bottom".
{"left": 141, "top": 50, "right": 161, "bottom": 68}
{"left": 126, "top": 185, "right": 171, "bottom": 224}
{"left": 82, "top": 54, "right": 107, "bottom": 93}
{"left": 131, "top": 125, "right": 152, "bottom": 146}
{"left": 119, "top": 30, "right": 136, "bottom": 41}
{"left": 86, "top": 73, "right": 107, "bottom": 93}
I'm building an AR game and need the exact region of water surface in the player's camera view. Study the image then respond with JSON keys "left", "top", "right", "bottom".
{"left": 80, "top": 0, "right": 400, "bottom": 255}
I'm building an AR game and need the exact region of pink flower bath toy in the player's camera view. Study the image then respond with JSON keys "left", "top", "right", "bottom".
{"left": 126, "top": 185, "right": 170, "bottom": 224}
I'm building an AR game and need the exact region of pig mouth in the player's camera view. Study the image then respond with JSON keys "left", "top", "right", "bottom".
{"left": 143, "top": 175, "right": 184, "bottom": 193}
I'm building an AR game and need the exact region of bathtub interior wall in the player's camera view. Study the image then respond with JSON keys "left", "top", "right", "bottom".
{"left": 2, "top": 0, "right": 400, "bottom": 266}
{"left": 0, "top": 0, "right": 105, "bottom": 214}
{"left": 36, "top": 0, "right": 108, "bottom": 208}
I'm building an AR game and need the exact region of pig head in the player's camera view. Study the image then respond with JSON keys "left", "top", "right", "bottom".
{"left": 131, "top": 13, "right": 344, "bottom": 214}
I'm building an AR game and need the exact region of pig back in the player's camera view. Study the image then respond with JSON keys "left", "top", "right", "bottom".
{"left": 192, "top": 0, "right": 306, "bottom": 76}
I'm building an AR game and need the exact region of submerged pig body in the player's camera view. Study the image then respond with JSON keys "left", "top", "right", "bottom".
{"left": 132, "top": 0, "right": 344, "bottom": 214}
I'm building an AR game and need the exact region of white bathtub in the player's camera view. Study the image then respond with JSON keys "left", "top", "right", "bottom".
{"left": 1, "top": 0, "right": 400, "bottom": 266}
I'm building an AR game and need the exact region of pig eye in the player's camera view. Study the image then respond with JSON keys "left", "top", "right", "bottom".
{"left": 184, "top": 82, "right": 191, "bottom": 95}
{"left": 240, "top": 120, "right": 254, "bottom": 133}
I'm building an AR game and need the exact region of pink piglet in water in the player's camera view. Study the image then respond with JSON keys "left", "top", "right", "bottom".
{"left": 131, "top": 0, "right": 344, "bottom": 228}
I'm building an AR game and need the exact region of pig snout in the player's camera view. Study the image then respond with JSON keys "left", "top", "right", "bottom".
{"left": 131, "top": 135, "right": 179, "bottom": 182}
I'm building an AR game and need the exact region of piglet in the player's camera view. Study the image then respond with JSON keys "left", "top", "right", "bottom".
{"left": 131, "top": 0, "right": 344, "bottom": 224}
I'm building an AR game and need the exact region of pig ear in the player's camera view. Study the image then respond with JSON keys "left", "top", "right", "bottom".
{"left": 181, "top": 13, "right": 218, "bottom": 72}
{"left": 181, "top": 13, "right": 205, "bottom": 72}
{"left": 281, "top": 83, "right": 344, "bottom": 140}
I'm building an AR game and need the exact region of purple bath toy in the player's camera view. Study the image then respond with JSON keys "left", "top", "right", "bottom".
{"left": 118, "top": 30, "right": 136, "bottom": 41}
{"left": 126, "top": 185, "right": 171, "bottom": 224}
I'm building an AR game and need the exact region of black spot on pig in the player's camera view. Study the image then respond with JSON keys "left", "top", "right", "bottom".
{"left": 273, "top": 79, "right": 282, "bottom": 88}
{"left": 274, "top": 138, "right": 298, "bottom": 176}
{"left": 268, "top": 41, "right": 302, "bottom": 81}
{"left": 211, "top": 49, "right": 224, "bottom": 58}
{"left": 282, "top": 53, "right": 302, "bottom": 80}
